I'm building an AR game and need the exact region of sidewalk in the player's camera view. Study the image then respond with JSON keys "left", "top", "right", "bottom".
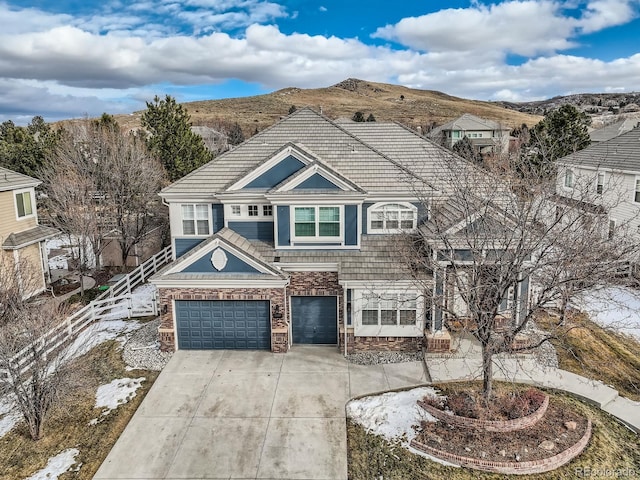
{"left": 425, "top": 333, "right": 640, "bottom": 433}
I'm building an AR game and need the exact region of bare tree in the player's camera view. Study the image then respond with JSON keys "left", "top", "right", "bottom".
{"left": 0, "top": 257, "right": 82, "bottom": 440}
{"left": 402, "top": 154, "right": 637, "bottom": 400}
{"left": 42, "top": 120, "right": 167, "bottom": 271}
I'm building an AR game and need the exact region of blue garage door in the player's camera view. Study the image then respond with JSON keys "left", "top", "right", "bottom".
{"left": 175, "top": 300, "right": 270, "bottom": 350}
{"left": 291, "top": 296, "right": 337, "bottom": 344}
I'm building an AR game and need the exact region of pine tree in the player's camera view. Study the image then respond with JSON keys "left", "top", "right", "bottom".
{"left": 141, "top": 95, "right": 213, "bottom": 181}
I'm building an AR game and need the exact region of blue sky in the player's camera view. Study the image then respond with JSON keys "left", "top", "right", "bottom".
{"left": 1, "top": 0, "right": 639, "bottom": 123}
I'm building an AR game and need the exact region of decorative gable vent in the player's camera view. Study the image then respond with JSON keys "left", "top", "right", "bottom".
{"left": 211, "top": 248, "right": 228, "bottom": 271}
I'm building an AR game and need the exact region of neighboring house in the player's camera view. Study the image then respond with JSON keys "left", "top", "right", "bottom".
{"left": 151, "top": 108, "right": 529, "bottom": 353}
{"left": 428, "top": 113, "right": 510, "bottom": 154}
{"left": 0, "top": 167, "right": 59, "bottom": 298}
{"left": 556, "top": 126, "right": 640, "bottom": 243}
{"left": 589, "top": 116, "right": 640, "bottom": 143}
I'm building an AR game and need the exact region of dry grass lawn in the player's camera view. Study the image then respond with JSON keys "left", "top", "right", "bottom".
{"left": 0, "top": 341, "right": 159, "bottom": 479}
{"left": 348, "top": 390, "right": 640, "bottom": 479}
{"left": 538, "top": 312, "right": 640, "bottom": 401}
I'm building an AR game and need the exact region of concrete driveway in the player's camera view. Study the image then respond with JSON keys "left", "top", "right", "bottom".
{"left": 94, "top": 346, "right": 427, "bottom": 480}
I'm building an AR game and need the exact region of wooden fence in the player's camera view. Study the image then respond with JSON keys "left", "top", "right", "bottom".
{"left": 0, "top": 245, "right": 172, "bottom": 380}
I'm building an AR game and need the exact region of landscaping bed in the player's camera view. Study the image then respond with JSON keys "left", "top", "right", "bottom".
{"left": 347, "top": 387, "right": 640, "bottom": 479}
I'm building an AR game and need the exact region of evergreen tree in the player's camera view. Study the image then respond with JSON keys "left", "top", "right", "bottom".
{"left": 366, "top": 113, "right": 376, "bottom": 122}
{"left": 352, "top": 111, "right": 365, "bottom": 122}
{"left": 141, "top": 95, "right": 213, "bottom": 181}
{"left": 524, "top": 104, "right": 591, "bottom": 177}
{"left": 288, "top": 105, "right": 297, "bottom": 114}
{"left": 0, "top": 116, "right": 59, "bottom": 178}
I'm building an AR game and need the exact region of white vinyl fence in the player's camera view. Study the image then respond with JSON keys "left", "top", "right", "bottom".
{"left": 0, "top": 245, "right": 172, "bottom": 380}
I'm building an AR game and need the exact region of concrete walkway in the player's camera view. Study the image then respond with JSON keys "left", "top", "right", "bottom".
{"left": 94, "top": 346, "right": 428, "bottom": 480}
{"left": 425, "top": 333, "right": 640, "bottom": 433}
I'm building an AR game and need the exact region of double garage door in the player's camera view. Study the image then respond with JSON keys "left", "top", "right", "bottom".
{"left": 175, "top": 296, "right": 338, "bottom": 350}
{"left": 175, "top": 300, "right": 270, "bottom": 350}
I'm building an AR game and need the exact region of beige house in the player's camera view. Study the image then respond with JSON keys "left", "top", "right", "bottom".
{"left": 0, "top": 167, "right": 58, "bottom": 298}
{"left": 428, "top": 113, "right": 510, "bottom": 154}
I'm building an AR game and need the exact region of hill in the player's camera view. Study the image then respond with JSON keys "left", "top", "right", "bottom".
{"left": 115, "top": 78, "right": 542, "bottom": 136}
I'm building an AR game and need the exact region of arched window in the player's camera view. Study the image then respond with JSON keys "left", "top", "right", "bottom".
{"left": 368, "top": 202, "right": 417, "bottom": 233}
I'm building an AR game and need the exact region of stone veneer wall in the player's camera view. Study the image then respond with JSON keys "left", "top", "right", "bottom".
{"left": 339, "top": 332, "right": 422, "bottom": 353}
{"left": 157, "top": 287, "right": 287, "bottom": 353}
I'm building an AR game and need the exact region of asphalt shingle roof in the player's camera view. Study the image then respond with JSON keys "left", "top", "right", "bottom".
{"left": 589, "top": 117, "right": 640, "bottom": 143}
{"left": 248, "top": 235, "right": 421, "bottom": 281}
{"left": 160, "top": 108, "right": 451, "bottom": 196}
{"left": 428, "top": 113, "right": 509, "bottom": 137}
{"left": 2, "top": 225, "right": 59, "bottom": 249}
{"left": 559, "top": 126, "right": 640, "bottom": 171}
{"left": 0, "top": 167, "right": 40, "bottom": 192}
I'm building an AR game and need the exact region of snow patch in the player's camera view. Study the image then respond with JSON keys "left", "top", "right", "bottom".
{"left": 347, "top": 387, "right": 437, "bottom": 443}
{"left": 89, "top": 377, "right": 145, "bottom": 425}
{"left": 347, "top": 387, "right": 458, "bottom": 467}
{"left": 25, "top": 448, "right": 80, "bottom": 480}
{"left": 0, "top": 397, "right": 21, "bottom": 438}
{"left": 572, "top": 286, "right": 640, "bottom": 340}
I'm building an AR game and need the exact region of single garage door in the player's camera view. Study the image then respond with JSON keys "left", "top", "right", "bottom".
{"left": 175, "top": 300, "right": 270, "bottom": 350}
{"left": 291, "top": 296, "right": 337, "bottom": 344}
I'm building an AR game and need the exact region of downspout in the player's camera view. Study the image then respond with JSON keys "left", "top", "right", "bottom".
{"left": 343, "top": 284, "right": 348, "bottom": 356}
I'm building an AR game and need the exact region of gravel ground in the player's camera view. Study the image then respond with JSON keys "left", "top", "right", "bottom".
{"left": 346, "top": 351, "right": 424, "bottom": 365}
{"left": 122, "top": 319, "right": 173, "bottom": 371}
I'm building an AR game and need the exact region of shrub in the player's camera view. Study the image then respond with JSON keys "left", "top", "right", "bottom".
{"left": 447, "top": 391, "right": 481, "bottom": 419}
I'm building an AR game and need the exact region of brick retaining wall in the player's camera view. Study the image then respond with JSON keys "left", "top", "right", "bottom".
{"left": 417, "top": 394, "right": 549, "bottom": 432}
{"left": 409, "top": 419, "right": 592, "bottom": 475}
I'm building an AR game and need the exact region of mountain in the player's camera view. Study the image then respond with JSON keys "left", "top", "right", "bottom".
{"left": 497, "top": 92, "right": 640, "bottom": 119}
{"left": 115, "top": 78, "right": 542, "bottom": 136}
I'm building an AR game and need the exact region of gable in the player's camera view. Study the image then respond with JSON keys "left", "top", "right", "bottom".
{"left": 179, "top": 246, "right": 261, "bottom": 274}
{"left": 293, "top": 173, "right": 342, "bottom": 190}
{"left": 244, "top": 155, "right": 306, "bottom": 189}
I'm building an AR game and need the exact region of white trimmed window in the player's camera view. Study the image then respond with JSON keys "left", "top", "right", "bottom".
{"left": 596, "top": 172, "right": 605, "bottom": 195}
{"left": 263, "top": 205, "right": 273, "bottom": 216}
{"left": 182, "top": 204, "right": 209, "bottom": 235}
{"left": 361, "top": 293, "right": 418, "bottom": 326}
{"left": 564, "top": 169, "right": 574, "bottom": 188}
{"left": 368, "top": 202, "right": 417, "bottom": 233}
{"left": 15, "top": 190, "right": 34, "bottom": 219}
{"left": 230, "top": 205, "right": 241, "bottom": 216}
{"left": 635, "top": 178, "right": 640, "bottom": 203}
{"left": 293, "top": 206, "right": 341, "bottom": 239}
{"left": 248, "top": 205, "right": 259, "bottom": 216}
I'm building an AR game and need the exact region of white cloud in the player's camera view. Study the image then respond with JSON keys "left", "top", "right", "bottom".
{"left": 373, "top": 1, "right": 578, "bottom": 57}
{"left": 580, "top": 0, "right": 639, "bottom": 33}
{"left": 0, "top": 1, "right": 639, "bottom": 122}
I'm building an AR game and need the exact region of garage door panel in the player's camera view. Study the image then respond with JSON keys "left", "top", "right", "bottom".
{"left": 291, "top": 296, "right": 337, "bottom": 344}
{"left": 176, "top": 300, "right": 270, "bottom": 350}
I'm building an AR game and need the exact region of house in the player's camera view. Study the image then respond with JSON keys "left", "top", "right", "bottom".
{"left": 589, "top": 116, "right": 640, "bottom": 143}
{"left": 151, "top": 108, "right": 530, "bottom": 353}
{"left": 556, "top": 125, "right": 640, "bottom": 244}
{"left": 0, "top": 167, "right": 59, "bottom": 298}
{"left": 428, "top": 113, "right": 510, "bottom": 155}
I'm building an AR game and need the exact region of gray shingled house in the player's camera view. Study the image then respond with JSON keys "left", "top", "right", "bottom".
{"left": 150, "top": 108, "right": 529, "bottom": 353}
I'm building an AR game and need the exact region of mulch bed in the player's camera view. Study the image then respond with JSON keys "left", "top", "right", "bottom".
{"left": 415, "top": 397, "right": 588, "bottom": 463}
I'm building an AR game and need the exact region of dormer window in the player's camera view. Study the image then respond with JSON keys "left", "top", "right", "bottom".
{"left": 368, "top": 203, "right": 417, "bottom": 233}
